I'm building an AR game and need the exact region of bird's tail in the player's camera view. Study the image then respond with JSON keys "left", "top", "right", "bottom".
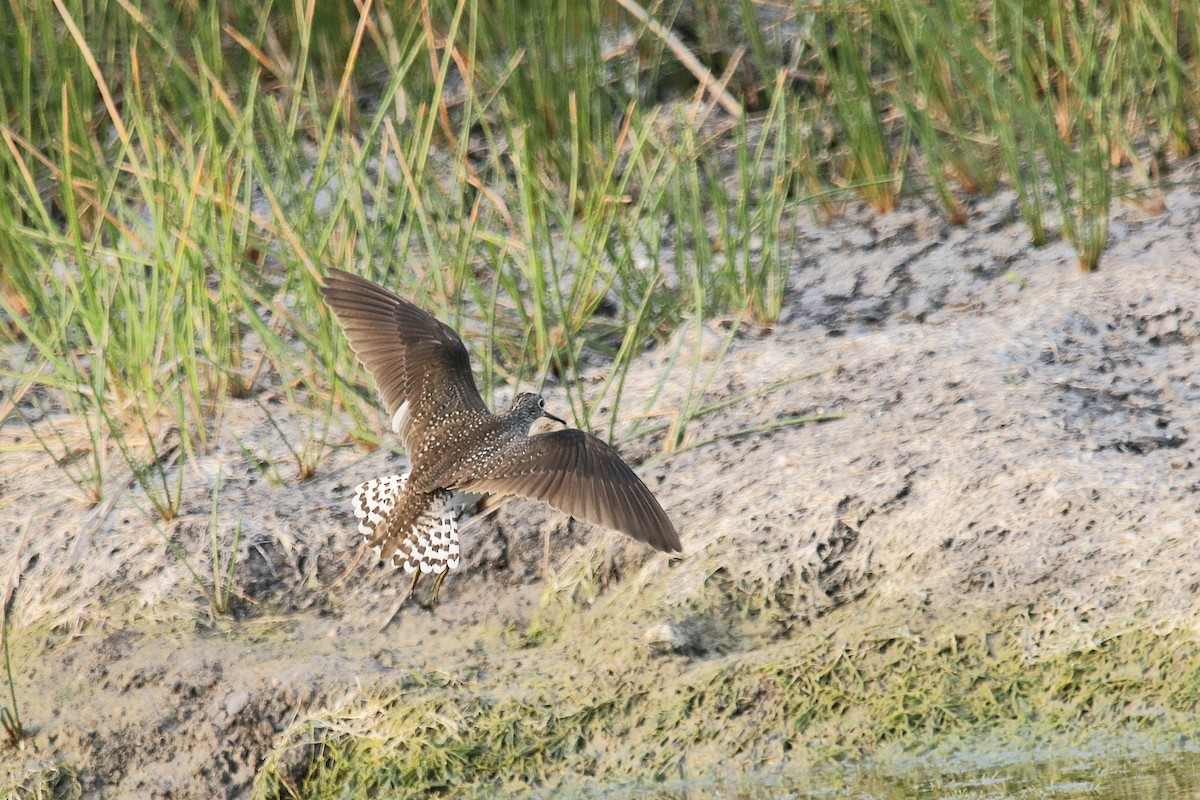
{"left": 352, "top": 473, "right": 462, "bottom": 575}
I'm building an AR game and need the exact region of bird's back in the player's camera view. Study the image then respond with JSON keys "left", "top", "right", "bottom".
{"left": 406, "top": 406, "right": 516, "bottom": 493}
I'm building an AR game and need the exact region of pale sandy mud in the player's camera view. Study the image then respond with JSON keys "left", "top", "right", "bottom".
{"left": 3, "top": 175, "right": 1200, "bottom": 796}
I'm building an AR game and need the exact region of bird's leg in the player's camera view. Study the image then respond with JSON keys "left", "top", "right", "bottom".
{"left": 403, "top": 567, "right": 422, "bottom": 603}
{"left": 429, "top": 568, "right": 448, "bottom": 605}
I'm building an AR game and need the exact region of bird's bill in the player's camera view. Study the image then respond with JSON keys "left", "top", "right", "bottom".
{"left": 544, "top": 410, "right": 567, "bottom": 425}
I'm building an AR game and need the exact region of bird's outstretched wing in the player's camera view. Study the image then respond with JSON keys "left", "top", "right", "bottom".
{"left": 455, "top": 428, "right": 681, "bottom": 553}
{"left": 320, "top": 269, "right": 487, "bottom": 453}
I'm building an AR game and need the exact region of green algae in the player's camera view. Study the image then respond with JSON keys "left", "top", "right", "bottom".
{"left": 253, "top": 607, "right": 1200, "bottom": 799}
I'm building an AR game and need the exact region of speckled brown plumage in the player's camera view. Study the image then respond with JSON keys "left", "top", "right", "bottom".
{"left": 320, "top": 269, "right": 680, "bottom": 605}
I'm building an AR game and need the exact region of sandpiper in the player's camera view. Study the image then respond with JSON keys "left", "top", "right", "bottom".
{"left": 320, "top": 269, "right": 680, "bottom": 604}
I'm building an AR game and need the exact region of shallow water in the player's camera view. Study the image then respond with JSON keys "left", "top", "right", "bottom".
{"left": 835, "top": 748, "right": 1200, "bottom": 800}
{"left": 541, "top": 741, "right": 1200, "bottom": 799}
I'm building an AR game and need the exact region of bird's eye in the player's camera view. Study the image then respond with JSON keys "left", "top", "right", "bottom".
{"left": 538, "top": 398, "right": 545, "bottom": 408}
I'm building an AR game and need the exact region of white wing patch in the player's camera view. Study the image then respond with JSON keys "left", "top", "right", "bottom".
{"left": 391, "top": 400, "right": 411, "bottom": 436}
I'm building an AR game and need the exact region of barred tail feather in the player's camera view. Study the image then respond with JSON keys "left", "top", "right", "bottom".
{"left": 393, "top": 504, "right": 461, "bottom": 576}
{"left": 351, "top": 474, "right": 462, "bottom": 577}
{"left": 353, "top": 473, "right": 408, "bottom": 538}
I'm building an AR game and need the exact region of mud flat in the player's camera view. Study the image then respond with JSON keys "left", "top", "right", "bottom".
{"left": 5, "top": 183, "right": 1200, "bottom": 797}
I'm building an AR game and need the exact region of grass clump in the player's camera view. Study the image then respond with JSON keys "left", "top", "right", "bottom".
{"left": 254, "top": 671, "right": 627, "bottom": 799}
{"left": 1, "top": 612, "right": 24, "bottom": 748}
{"left": 1, "top": 765, "right": 82, "bottom": 800}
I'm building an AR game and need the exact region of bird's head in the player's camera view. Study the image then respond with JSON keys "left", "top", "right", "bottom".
{"left": 508, "top": 392, "right": 566, "bottom": 432}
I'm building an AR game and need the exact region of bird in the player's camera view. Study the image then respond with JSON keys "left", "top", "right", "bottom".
{"left": 319, "top": 269, "right": 681, "bottom": 606}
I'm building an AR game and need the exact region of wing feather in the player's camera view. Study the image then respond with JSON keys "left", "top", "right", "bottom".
{"left": 456, "top": 429, "right": 681, "bottom": 553}
{"left": 320, "top": 269, "right": 487, "bottom": 453}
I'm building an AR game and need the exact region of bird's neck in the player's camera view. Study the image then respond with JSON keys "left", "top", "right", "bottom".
{"left": 501, "top": 408, "right": 536, "bottom": 435}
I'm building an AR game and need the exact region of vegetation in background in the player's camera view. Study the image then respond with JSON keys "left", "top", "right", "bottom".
{"left": 1, "top": 0, "right": 1196, "bottom": 516}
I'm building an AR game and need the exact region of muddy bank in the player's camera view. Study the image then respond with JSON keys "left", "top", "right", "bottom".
{"left": 4, "top": 182, "right": 1200, "bottom": 796}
